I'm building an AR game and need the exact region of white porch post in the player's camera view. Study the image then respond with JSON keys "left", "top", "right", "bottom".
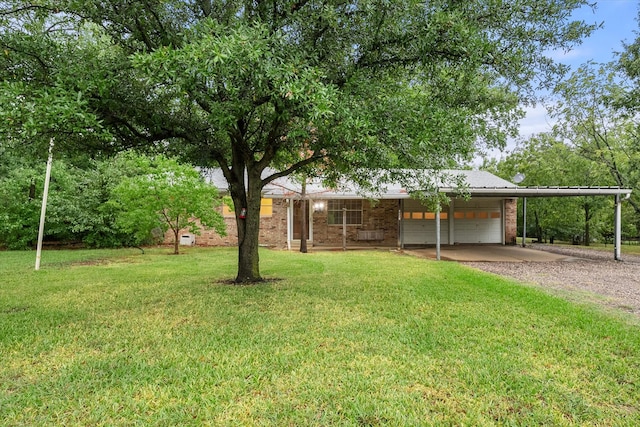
{"left": 615, "top": 194, "right": 622, "bottom": 261}
{"left": 342, "top": 207, "right": 347, "bottom": 250}
{"left": 286, "top": 198, "right": 292, "bottom": 251}
{"left": 448, "top": 200, "right": 455, "bottom": 245}
{"left": 398, "top": 201, "right": 403, "bottom": 249}
{"left": 435, "top": 203, "right": 441, "bottom": 261}
{"left": 521, "top": 197, "right": 527, "bottom": 247}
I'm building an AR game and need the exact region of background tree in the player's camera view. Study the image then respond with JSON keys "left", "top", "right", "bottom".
{"left": 112, "top": 154, "right": 226, "bottom": 255}
{"left": 551, "top": 61, "right": 640, "bottom": 234}
{"left": 0, "top": 0, "right": 595, "bottom": 281}
{"left": 486, "top": 133, "right": 615, "bottom": 244}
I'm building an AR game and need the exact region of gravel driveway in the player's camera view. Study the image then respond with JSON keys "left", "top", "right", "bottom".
{"left": 462, "top": 244, "right": 640, "bottom": 320}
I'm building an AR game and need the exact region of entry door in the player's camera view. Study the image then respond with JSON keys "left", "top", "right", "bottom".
{"left": 292, "top": 200, "right": 310, "bottom": 240}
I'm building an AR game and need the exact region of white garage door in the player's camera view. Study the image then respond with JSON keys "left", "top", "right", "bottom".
{"left": 402, "top": 199, "right": 449, "bottom": 245}
{"left": 452, "top": 199, "right": 503, "bottom": 244}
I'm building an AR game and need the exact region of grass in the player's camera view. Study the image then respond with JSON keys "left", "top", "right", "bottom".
{"left": 1, "top": 247, "right": 639, "bottom": 426}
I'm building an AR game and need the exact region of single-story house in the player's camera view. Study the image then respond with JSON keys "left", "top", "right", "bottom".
{"left": 170, "top": 167, "right": 632, "bottom": 260}
{"left": 184, "top": 169, "right": 521, "bottom": 249}
{"left": 173, "top": 168, "right": 633, "bottom": 259}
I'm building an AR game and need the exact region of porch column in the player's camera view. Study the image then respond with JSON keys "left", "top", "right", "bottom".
{"left": 286, "top": 198, "right": 292, "bottom": 251}
{"left": 521, "top": 197, "right": 527, "bottom": 247}
{"left": 448, "top": 200, "right": 455, "bottom": 245}
{"left": 435, "top": 204, "right": 441, "bottom": 261}
{"left": 615, "top": 194, "right": 622, "bottom": 261}
{"left": 399, "top": 200, "right": 405, "bottom": 249}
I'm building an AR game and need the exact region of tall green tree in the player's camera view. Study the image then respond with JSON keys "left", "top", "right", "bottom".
{"left": 551, "top": 61, "right": 640, "bottom": 232}
{"left": 1, "top": 0, "right": 595, "bottom": 281}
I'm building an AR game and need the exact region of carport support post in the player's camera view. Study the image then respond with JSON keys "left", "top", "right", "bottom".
{"left": 615, "top": 194, "right": 622, "bottom": 261}
{"left": 521, "top": 197, "right": 527, "bottom": 248}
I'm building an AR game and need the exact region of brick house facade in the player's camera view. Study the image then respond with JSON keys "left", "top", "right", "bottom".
{"left": 173, "top": 196, "right": 518, "bottom": 249}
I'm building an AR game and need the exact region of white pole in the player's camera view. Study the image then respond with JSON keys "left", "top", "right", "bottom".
{"left": 435, "top": 203, "right": 441, "bottom": 261}
{"left": 35, "top": 138, "right": 54, "bottom": 271}
{"left": 615, "top": 194, "right": 622, "bottom": 261}
{"left": 342, "top": 207, "right": 347, "bottom": 251}
{"left": 521, "top": 197, "right": 527, "bottom": 248}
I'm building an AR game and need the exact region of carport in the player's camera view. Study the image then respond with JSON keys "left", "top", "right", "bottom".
{"left": 435, "top": 186, "right": 633, "bottom": 261}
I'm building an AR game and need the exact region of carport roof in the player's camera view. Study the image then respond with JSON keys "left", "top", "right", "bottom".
{"left": 451, "top": 186, "right": 633, "bottom": 198}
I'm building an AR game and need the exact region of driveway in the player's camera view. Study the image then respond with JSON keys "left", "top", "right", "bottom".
{"left": 405, "top": 244, "right": 585, "bottom": 262}
{"left": 437, "top": 244, "right": 640, "bottom": 320}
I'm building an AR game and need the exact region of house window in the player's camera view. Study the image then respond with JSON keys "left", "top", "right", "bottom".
{"left": 223, "top": 198, "right": 273, "bottom": 217}
{"left": 328, "top": 200, "right": 362, "bottom": 225}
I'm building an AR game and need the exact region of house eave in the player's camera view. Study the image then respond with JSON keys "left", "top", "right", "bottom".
{"left": 264, "top": 186, "right": 633, "bottom": 199}
{"left": 445, "top": 187, "right": 633, "bottom": 198}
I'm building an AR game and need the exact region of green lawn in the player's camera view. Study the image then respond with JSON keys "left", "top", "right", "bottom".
{"left": 1, "top": 248, "right": 639, "bottom": 426}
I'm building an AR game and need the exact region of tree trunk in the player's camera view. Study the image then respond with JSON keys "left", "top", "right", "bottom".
{"left": 584, "top": 203, "right": 591, "bottom": 246}
{"left": 233, "top": 174, "right": 263, "bottom": 283}
{"left": 173, "top": 228, "right": 180, "bottom": 254}
{"left": 236, "top": 214, "right": 261, "bottom": 282}
{"left": 534, "top": 210, "right": 543, "bottom": 243}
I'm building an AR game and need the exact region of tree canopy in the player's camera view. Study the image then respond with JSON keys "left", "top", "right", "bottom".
{"left": 0, "top": 0, "right": 595, "bottom": 281}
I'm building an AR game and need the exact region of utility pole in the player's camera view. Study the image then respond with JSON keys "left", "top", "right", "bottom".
{"left": 35, "top": 138, "right": 54, "bottom": 271}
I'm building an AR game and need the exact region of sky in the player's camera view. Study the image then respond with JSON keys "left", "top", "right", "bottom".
{"left": 488, "top": 0, "right": 638, "bottom": 162}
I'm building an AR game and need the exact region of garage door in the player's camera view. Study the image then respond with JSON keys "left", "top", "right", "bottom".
{"left": 402, "top": 199, "right": 449, "bottom": 245}
{"left": 452, "top": 199, "right": 502, "bottom": 244}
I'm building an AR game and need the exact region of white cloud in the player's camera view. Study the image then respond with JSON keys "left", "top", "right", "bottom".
{"left": 517, "top": 105, "right": 556, "bottom": 139}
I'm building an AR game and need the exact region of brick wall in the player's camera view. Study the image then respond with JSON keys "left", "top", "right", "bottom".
{"left": 311, "top": 199, "right": 399, "bottom": 247}
{"left": 167, "top": 199, "right": 289, "bottom": 248}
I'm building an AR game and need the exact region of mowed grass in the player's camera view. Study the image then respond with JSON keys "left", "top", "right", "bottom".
{"left": 1, "top": 248, "right": 639, "bottom": 426}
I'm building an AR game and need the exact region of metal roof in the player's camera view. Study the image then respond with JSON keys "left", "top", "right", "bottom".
{"left": 201, "top": 168, "right": 631, "bottom": 199}
{"left": 447, "top": 186, "right": 633, "bottom": 198}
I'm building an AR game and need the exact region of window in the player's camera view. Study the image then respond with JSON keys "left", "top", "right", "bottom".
{"left": 424, "top": 212, "right": 448, "bottom": 220}
{"left": 223, "top": 198, "right": 273, "bottom": 217}
{"left": 260, "top": 198, "right": 273, "bottom": 216}
{"left": 328, "top": 200, "right": 362, "bottom": 225}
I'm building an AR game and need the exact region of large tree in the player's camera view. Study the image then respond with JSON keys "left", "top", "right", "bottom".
{"left": 1, "top": 0, "right": 594, "bottom": 281}
{"left": 551, "top": 61, "right": 640, "bottom": 231}
{"left": 486, "top": 133, "right": 617, "bottom": 244}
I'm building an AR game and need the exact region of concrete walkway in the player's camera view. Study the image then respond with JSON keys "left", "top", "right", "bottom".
{"left": 405, "top": 245, "right": 582, "bottom": 262}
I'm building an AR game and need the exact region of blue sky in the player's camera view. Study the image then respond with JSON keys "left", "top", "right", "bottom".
{"left": 495, "top": 0, "right": 638, "bottom": 159}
